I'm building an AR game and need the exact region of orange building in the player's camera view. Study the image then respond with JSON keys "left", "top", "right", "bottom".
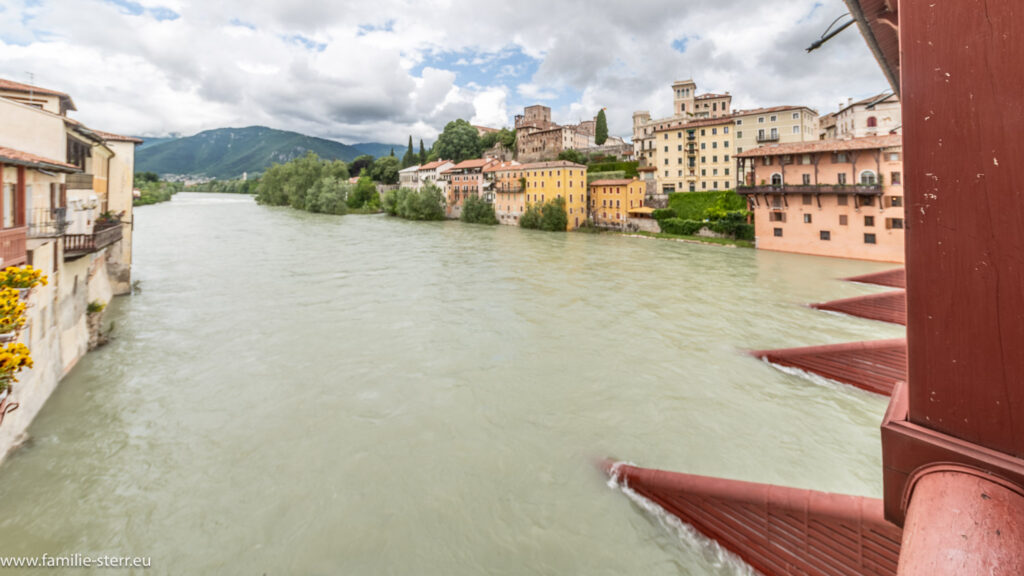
{"left": 515, "top": 161, "right": 588, "bottom": 230}
{"left": 737, "top": 134, "right": 904, "bottom": 262}
{"left": 588, "top": 179, "right": 647, "bottom": 229}
{"left": 441, "top": 158, "right": 496, "bottom": 218}
{"left": 484, "top": 161, "right": 523, "bottom": 225}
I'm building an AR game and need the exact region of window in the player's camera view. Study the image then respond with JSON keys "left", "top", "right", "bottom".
{"left": 678, "top": 145, "right": 683, "bottom": 151}
{"left": 792, "top": 112, "right": 800, "bottom": 119}
{"left": 701, "top": 143, "right": 706, "bottom": 150}
{"left": 664, "top": 146, "right": 669, "bottom": 152}
{"left": 889, "top": 196, "right": 903, "bottom": 207}
{"left": 773, "top": 227, "right": 783, "bottom": 237}
{"left": 724, "top": 127, "right": 730, "bottom": 134}
{"left": 3, "top": 182, "right": 16, "bottom": 228}
{"left": 770, "top": 115, "right": 777, "bottom": 122}
{"left": 865, "top": 215, "right": 875, "bottom": 227}
{"left": 839, "top": 214, "right": 848, "bottom": 225}
{"left": 724, "top": 155, "right": 730, "bottom": 162}
{"left": 736, "top": 119, "right": 743, "bottom": 125}
{"left": 677, "top": 157, "right": 682, "bottom": 164}
{"left": 725, "top": 169, "right": 730, "bottom": 176}
{"left": 701, "top": 182, "right": 707, "bottom": 189}
{"left": 737, "top": 131, "right": 743, "bottom": 138}
{"left": 838, "top": 173, "right": 848, "bottom": 185}
{"left": 758, "top": 117, "right": 765, "bottom": 123}
{"left": 701, "top": 129, "right": 706, "bottom": 136}
{"left": 887, "top": 218, "right": 905, "bottom": 229}
{"left": 763, "top": 157, "right": 772, "bottom": 166}
{"left": 860, "top": 171, "right": 877, "bottom": 185}
{"left": 859, "top": 196, "right": 875, "bottom": 207}
{"left": 864, "top": 233, "right": 877, "bottom": 244}
{"left": 678, "top": 132, "right": 682, "bottom": 138}
{"left": 713, "top": 169, "right": 718, "bottom": 175}
{"left": 724, "top": 141, "right": 729, "bottom": 148}
{"left": 712, "top": 128, "right": 717, "bottom": 135}
{"left": 802, "top": 154, "right": 812, "bottom": 165}
{"left": 664, "top": 159, "right": 668, "bottom": 165}
{"left": 678, "top": 170, "right": 682, "bottom": 177}
{"left": 712, "top": 155, "right": 718, "bottom": 163}
{"left": 820, "top": 230, "right": 831, "bottom": 241}
{"left": 792, "top": 125, "right": 800, "bottom": 134}
{"left": 803, "top": 214, "right": 812, "bottom": 223}
{"left": 802, "top": 174, "right": 811, "bottom": 185}
{"left": 867, "top": 116, "right": 878, "bottom": 127}
{"left": 771, "top": 173, "right": 782, "bottom": 186}
{"left": 802, "top": 194, "right": 812, "bottom": 205}
{"left": 770, "top": 128, "right": 778, "bottom": 139}
{"left": 701, "top": 169, "right": 707, "bottom": 176}
{"left": 887, "top": 152, "right": 901, "bottom": 161}
{"left": 701, "top": 156, "right": 706, "bottom": 163}
{"left": 838, "top": 196, "right": 848, "bottom": 206}
{"left": 891, "top": 171, "right": 902, "bottom": 185}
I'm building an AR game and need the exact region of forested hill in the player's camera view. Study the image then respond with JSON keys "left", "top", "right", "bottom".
{"left": 135, "top": 126, "right": 398, "bottom": 179}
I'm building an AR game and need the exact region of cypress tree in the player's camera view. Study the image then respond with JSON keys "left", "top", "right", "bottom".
{"left": 419, "top": 139, "right": 427, "bottom": 163}
{"left": 595, "top": 109, "right": 609, "bottom": 146}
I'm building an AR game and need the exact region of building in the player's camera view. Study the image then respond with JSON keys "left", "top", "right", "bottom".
{"left": 398, "top": 164, "right": 420, "bottom": 188}
{"left": 514, "top": 105, "right": 598, "bottom": 163}
{"left": 588, "top": 179, "right": 647, "bottom": 229}
{"left": 414, "top": 159, "right": 454, "bottom": 192}
{"left": 0, "top": 77, "right": 139, "bottom": 462}
{"left": 820, "top": 93, "right": 901, "bottom": 139}
{"left": 736, "top": 134, "right": 904, "bottom": 262}
{"left": 490, "top": 163, "right": 527, "bottom": 226}
{"left": 632, "top": 79, "right": 733, "bottom": 165}
{"left": 650, "top": 116, "right": 736, "bottom": 194}
{"left": 516, "top": 160, "right": 589, "bottom": 230}
{"left": 441, "top": 158, "right": 497, "bottom": 218}
{"left": 732, "top": 106, "right": 819, "bottom": 186}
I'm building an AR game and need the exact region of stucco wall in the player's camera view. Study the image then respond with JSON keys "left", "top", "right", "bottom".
{"left": 0, "top": 98, "right": 67, "bottom": 162}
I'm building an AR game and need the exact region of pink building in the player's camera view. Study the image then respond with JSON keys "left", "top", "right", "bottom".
{"left": 441, "top": 158, "right": 497, "bottom": 218}
{"left": 737, "top": 134, "right": 904, "bottom": 263}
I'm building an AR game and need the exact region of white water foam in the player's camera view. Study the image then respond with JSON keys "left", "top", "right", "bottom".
{"left": 606, "top": 461, "right": 760, "bottom": 576}
{"left": 759, "top": 358, "right": 887, "bottom": 399}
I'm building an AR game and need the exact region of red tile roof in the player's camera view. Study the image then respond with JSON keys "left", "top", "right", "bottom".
{"left": 448, "top": 158, "right": 496, "bottom": 171}
{"left": 93, "top": 130, "right": 143, "bottom": 144}
{"left": 736, "top": 134, "right": 902, "bottom": 158}
{"left": 844, "top": 0, "right": 900, "bottom": 96}
{"left": 652, "top": 115, "right": 736, "bottom": 133}
{"left": 0, "top": 78, "right": 77, "bottom": 111}
{"left": 590, "top": 179, "right": 636, "bottom": 186}
{"left": 733, "top": 104, "right": 818, "bottom": 117}
{"left": 0, "top": 146, "right": 81, "bottom": 173}
{"left": 418, "top": 160, "right": 452, "bottom": 171}
{"left": 513, "top": 160, "right": 587, "bottom": 170}
{"left": 482, "top": 161, "right": 521, "bottom": 173}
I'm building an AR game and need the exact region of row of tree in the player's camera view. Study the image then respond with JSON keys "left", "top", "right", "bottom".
{"left": 255, "top": 152, "right": 379, "bottom": 214}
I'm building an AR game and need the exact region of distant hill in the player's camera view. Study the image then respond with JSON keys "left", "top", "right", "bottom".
{"left": 136, "top": 136, "right": 179, "bottom": 150}
{"left": 352, "top": 142, "right": 406, "bottom": 159}
{"left": 135, "top": 126, "right": 368, "bottom": 179}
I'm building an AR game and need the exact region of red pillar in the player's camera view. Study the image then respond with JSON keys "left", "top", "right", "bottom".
{"left": 881, "top": 0, "right": 1024, "bottom": 568}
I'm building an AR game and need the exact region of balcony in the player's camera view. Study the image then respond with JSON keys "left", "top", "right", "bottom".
{"left": 0, "top": 227, "right": 27, "bottom": 267}
{"left": 63, "top": 221, "right": 122, "bottom": 260}
{"left": 28, "top": 207, "right": 68, "bottom": 238}
{"left": 756, "top": 134, "right": 780, "bottom": 143}
{"left": 738, "top": 184, "right": 883, "bottom": 195}
{"left": 66, "top": 173, "right": 94, "bottom": 190}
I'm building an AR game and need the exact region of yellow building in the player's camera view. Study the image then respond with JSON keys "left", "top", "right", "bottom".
{"left": 515, "top": 160, "right": 588, "bottom": 230}
{"left": 588, "top": 179, "right": 647, "bottom": 229}
{"left": 652, "top": 116, "right": 736, "bottom": 193}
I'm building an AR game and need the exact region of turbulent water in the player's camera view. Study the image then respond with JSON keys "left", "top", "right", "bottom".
{"left": 0, "top": 193, "right": 904, "bottom": 575}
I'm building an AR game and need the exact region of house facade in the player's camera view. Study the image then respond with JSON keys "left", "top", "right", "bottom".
{"left": 650, "top": 116, "right": 736, "bottom": 194}
{"left": 733, "top": 106, "right": 819, "bottom": 186}
{"left": 588, "top": 179, "right": 647, "bottom": 229}
{"left": 737, "top": 134, "right": 904, "bottom": 262}
{"left": 518, "top": 161, "right": 588, "bottom": 230}
{"left": 822, "top": 93, "right": 901, "bottom": 139}
{"left": 442, "top": 158, "right": 497, "bottom": 218}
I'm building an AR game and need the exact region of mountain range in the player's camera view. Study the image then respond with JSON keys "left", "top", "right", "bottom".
{"left": 134, "top": 126, "right": 403, "bottom": 179}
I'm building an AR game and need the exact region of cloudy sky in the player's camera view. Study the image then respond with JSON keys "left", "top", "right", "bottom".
{"left": 0, "top": 0, "right": 890, "bottom": 145}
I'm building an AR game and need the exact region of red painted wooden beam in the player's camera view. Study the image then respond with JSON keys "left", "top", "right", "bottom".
{"left": 605, "top": 462, "right": 903, "bottom": 575}
{"left": 811, "top": 291, "right": 906, "bottom": 325}
{"left": 844, "top": 269, "right": 906, "bottom": 289}
{"left": 752, "top": 339, "right": 906, "bottom": 396}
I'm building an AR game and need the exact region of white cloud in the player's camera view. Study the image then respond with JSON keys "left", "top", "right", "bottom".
{"left": 0, "top": 0, "right": 891, "bottom": 144}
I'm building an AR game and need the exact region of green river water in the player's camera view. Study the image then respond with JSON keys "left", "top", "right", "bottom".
{"left": 0, "top": 193, "right": 904, "bottom": 574}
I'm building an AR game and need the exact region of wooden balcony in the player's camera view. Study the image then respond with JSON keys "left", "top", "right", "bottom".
{"left": 738, "top": 184, "right": 883, "bottom": 195}
{"left": 66, "top": 173, "right": 94, "bottom": 190}
{"left": 0, "top": 227, "right": 27, "bottom": 267}
{"left": 63, "top": 222, "right": 122, "bottom": 261}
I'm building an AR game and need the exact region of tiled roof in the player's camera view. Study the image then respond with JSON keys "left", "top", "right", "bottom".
{"left": 0, "top": 146, "right": 81, "bottom": 172}
{"left": 398, "top": 165, "right": 420, "bottom": 173}
{"left": 482, "top": 161, "right": 521, "bottom": 173}
{"left": 93, "top": 129, "right": 144, "bottom": 144}
{"left": 473, "top": 125, "right": 499, "bottom": 133}
{"left": 449, "top": 158, "right": 496, "bottom": 171}
{"left": 733, "top": 105, "right": 819, "bottom": 117}
{"left": 590, "top": 179, "right": 636, "bottom": 186}
{"left": 696, "top": 93, "right": 729, "bottom": 100}
{"left": 652, "top": 115, "right": 736, "bottom": 133}
{"left": 736, "top": 134, "right": 902, "bottom": 157}
{"left": 513, "top": 160, "right": 587, "bottom": 170}
{"left": 418, "top": 160, "right": 452, "bottom": 171}
{"left": 838, "top": 93, "right": 898, "bottom": 114}
{"left": 0, "top": 78, "right": 77, "bottom": 111}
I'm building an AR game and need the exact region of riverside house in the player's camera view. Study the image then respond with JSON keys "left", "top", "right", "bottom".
{"left": 736, "top": 134, "right": 904, "bottom": 262}
{"left": 442, "top": 158, "right": 497, "bottom": 219}
{"left": 490, "top": 162, "right": 527, "bottom": 226}
{"left": 0, "top": 77, "right": 139, "bottom": 462}
{"left": 588, "top": 179, "right": 647, "bottom": 230}
{"left": 517, "top": 160, "right": 588, "bottom": 230}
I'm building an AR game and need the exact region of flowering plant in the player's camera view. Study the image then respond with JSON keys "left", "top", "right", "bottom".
{"left": 0, "top": 265, "right": 48, "bottom": 290}
{"left": 0, "top": 342, "right": 32, "bottom": 393}
{"left": 0, "top": 288, "right": 27, "bottom": 335}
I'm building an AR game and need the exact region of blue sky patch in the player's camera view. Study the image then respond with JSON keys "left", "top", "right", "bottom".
{"left": 284, "top": 34, "right": 326, "bottom": 52}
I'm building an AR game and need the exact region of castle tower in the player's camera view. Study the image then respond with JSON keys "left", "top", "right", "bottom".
{"left": 672, "top": 79, "right": 697, "bottom": 117}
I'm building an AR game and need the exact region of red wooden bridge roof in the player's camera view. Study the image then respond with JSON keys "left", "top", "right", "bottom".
{"left": 811, "top": 291, "right": 907, "bottom": 325}
{"left": 752, "top": 339, "right": 907, "bottom": 396}
{"left": 844, "top": 268, "right": 906, "bottom": 289}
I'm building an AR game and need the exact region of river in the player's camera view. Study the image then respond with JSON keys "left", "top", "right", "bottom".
{"left": 0, "top": 193, "right": 904, "bottom": 574}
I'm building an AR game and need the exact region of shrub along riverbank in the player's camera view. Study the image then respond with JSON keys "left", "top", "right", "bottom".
{"left": 381, "top": 184, "right": 446, "bottom": 221}
{"left": 133, "top": 173, "right": 183, "bottom": 206}
{"left": 255, "top": 152, "right": 379, "bottom": 214}
{"left": 653, "top": 191, "right": 754, "bottom": 241}
{"left": 460, "top": 195, "right": 498, "bottom": 225}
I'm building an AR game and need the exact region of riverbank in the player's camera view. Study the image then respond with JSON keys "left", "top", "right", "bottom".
{"left": 620, "top": 230, "right": 754, "bottom": 248}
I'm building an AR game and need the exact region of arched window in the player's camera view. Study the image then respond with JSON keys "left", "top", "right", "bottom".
{"left": 771, "top": 173, "right": 783, "bottom": 186}
{"left": 860, "top": 170, "right": 878, "bottom": 185}
{"left": 867, "top": 116, "right": 878, "bottom": 128}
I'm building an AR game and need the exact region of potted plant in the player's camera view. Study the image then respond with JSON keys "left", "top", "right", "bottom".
{"left": 0, "top": 265, "right": 48, "bottom": 300}
{"left": 0, "top": 341, "right": 31, "bottom": 424}
{"left": 0, "top": 288, "right": 26, "bottom": 343}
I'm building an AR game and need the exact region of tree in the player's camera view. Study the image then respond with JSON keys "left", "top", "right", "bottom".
{"left": 134, "top": 172, "right": 159, "bottom": 185}
{"left": 402, "top": 135, "right": 418, "bottom": 168}
{"left": 307, "top": 176, "right": 350, "bottom": 215}
{"left": 349, "top": 175, "right": 379, "bottom": 209}
{"left": 480, "top": 131, "right": 500, "bottom": 149}
{"left": 500, "top": 128, "right": 516, "bottom": 151}
{"left": 595, "top": 109, "right": 609, "bottom": 145}
{"left": 460, "top": 195, "right": 498, "bottom": 225}
{"left": 350, "top": 154, "right": 375, "bottom": 177}
{"left": 433, "top": 119, "right": 482, "bottom": 163}
{"left": 371, "top": 155, "right": 401, "bottom": 185}
{"left": 390, "top": 148, "right": 395, "bottom": 157}
{"left": 419, "top": 139, "right": 427, "bottom": 164}
{"left": 557, "top": 149, "right": 586, "bottom": 165}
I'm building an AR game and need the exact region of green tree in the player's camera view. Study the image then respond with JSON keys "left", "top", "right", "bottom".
{"left": 372, "top": 155, "right": 401, "bottom": 185}
{"left": 419, "top": 139, "right": 427, "bottom": 164}
{"left": 540, "top": 196, "right": 568, "bottom": 231}
{"left": 307, "top": 176, "right": 350, "bottom": 215}
{"left": 557, "top": 149, "right": 586, "bottom": 164}
{"left": 595, "top": 109, "right": 609, "bottom": 145}
{"left": 500, "top": 128, "right": 516, "bottom": 151}
{"left": 402, "top": 135, "right": 418, "bottom": 168}
{"left": 350, "top": 154, "right": 375, "bottom": 177}
{"left": 460, "top": 195, "right": 498, "bottom": 225}
{"left": 348, "top": 175, "right": 379, "bottom": 209}
{"left": 390, "top": 148, "right": 395, "bottom": 157}
{"left": 433, "top": 119, "right": 482, "bottom": 163}
{"left": 480, "top": 131, "right": 500, "bottom": 149}
{"left": 134, "top": 172, "right": 159, "bottom": 185}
